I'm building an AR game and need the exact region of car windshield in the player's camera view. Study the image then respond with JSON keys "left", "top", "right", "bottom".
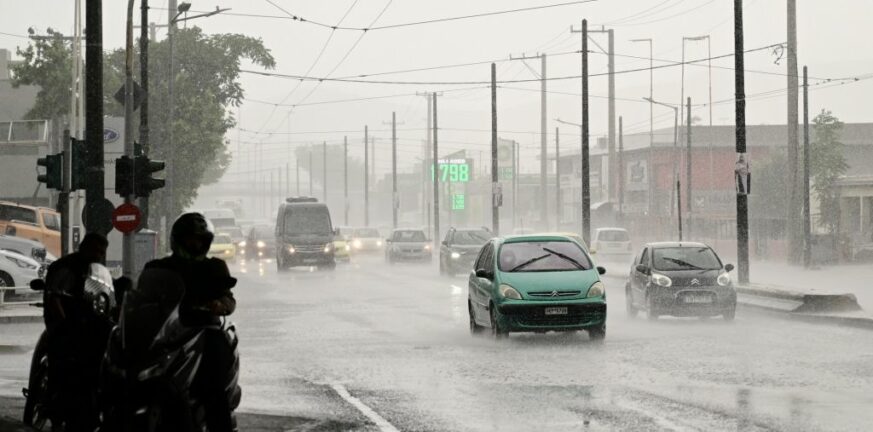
{"left": 652, "top": 247, "right": 722, "bottom": 271}
{"left": 223, "top": 226, "right": 243, "bottom": 239}
{"left": 498, "top": 240, "right": 592, "bottom": 272}
{"left": 393, "top": 231, "right": 426, "bottom": 242}
{"left": 283, "top": 207, "right": 331, "bottom": 235}
{"left": 355, "top": 228, "right": 380, "bottom": 238}
{"left": 214, "top": 234, "right": 232, "bottom": 244}
{"left": 252, "top": 225, "right": 273, "bottom": 239}
{"left": 598, "top": 230, "right": 629, "bottom": 242}
{"left": 0, "top": 205, "right": 37, "bottom": 224}
{"left": 452, "top": 230, "right": 490, "bottom": 245}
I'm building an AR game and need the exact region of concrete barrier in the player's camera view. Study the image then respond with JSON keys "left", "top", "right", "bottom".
{"left": 737, "top": 284, "right": 873, "bottom": 330}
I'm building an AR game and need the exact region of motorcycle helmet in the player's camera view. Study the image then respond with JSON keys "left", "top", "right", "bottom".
{"left": 170, "top": 212, "right": 215, "bottom": 259}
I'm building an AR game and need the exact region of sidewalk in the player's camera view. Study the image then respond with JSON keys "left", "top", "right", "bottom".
{"left": 748, "top": 260, "right": 873, "bottom": 312}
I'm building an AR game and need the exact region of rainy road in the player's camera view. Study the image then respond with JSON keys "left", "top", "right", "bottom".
{"left": 1, "top": 255, "right": 872, "bottom": 431}
{"left": 229, "top": 255, "right": 873, "bottom": 432}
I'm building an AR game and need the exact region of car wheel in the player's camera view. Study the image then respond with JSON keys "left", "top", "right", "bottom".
{"left": 469, "top": 302, "right": 484, "bottom": 335}
{"left": 438, "top": 258, "right": 446, "bottom": 276}
{"left": 723, "top": 306, "right": 736, "bottom": 322}
{"left": 490, "top": 305, "right": 508, "bottom": 339}
{"left": 276, "top": 255, "right": 288, "bottom": 272}
{"left": 587, "top": 324, "right": 606, "bottom": 342}
{"left": 625, "top": 284, "right": 638, "bottom": 318}
{"left": 646, "top": 295, "right": 659, "bottom": 321}
{"left": 0, "top": 271, "right": 13, "bottom": 289}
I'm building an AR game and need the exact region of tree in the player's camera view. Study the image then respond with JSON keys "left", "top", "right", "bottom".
{"left": 810, "top": 109, "right": 848, "bottom": 237}
{"left": 11, "top": 27, "right": 275, "bottom": 224}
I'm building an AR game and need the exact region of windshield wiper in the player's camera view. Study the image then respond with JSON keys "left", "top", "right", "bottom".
{"left": 510, "top": 253, "right": 550, "bottom": 272}
{"left": 663, "top": 257, "right": 703, "bottom": 270}
{"left": 542, "top": 247, "right": 585, "bottom": 270}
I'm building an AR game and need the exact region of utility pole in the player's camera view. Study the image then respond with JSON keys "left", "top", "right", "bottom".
{"left": 677, "top": 178, "right": 683, "bottom": 241}
{"left": 787, "top": 0, "right": 801, "bottom": 264}
{"left": 618, "top": 117, "right": 623, "bottom": 220}
{"left": 585, "top": 27, "right": 616, "bottom": 202}
{"left": 540, "top": 54, "right": 548, "bottom": 229}
{"left": 140, "top": 0, "right": 150, "bottom": 227}
{"left": 686, "top": 97, "right": 692, "bottom": 238}
{"left": 432, "top": 94, "right": 440, "bottom": 242}
{"left": 802, "top": 66, "right": 811, "bottom": 269}
{"left": 285, "top": 163, "right": 289, "bottom": 199}
{"left": 364, "top": 126, "right": 370, "bottom": 226}
{"left": 167, "top": 0, "right": 177, "bottom": 219}
{"left": 295, "top": 156, "right": 300, "bottom": 195}
{"left": 416, "top": 92, "right": 434, "bottom": 229}
{"left": 322, "top": 141, "right": 327, "bottom": 203}
{"left": 308, "top": 149, "right": 313, "bottom": 196}
{"left": 571, "top": 20, "right": 592, "bottom": 245}
{"left": 344, "top": 136, "right": 349, "bottom": 225}
{"left": 491, "top": 63, "right": 500, "bottom": 236}
{"left": 123, "top": 0, "right": 135, "bottom": 277}
{"left": 555, "top": 127, "right": 561, "bottom": 230}
{"left": 734, "top": 0, "right": 750, "bottom": 284}
{"left": 512, "top": 140, "right": 519, "bottom": 230}
{"left": 85, "top": 0, "right": 105, "bottom": 236}
{"left": 392, "top": 112, "right": 398, "bottom": 228}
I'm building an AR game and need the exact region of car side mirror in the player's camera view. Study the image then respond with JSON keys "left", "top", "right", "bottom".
{"left": 475, "top": 268, "right": 492, "bottom": 280}
{"left": 590, "top": 249, "right": 597, "bottom": 255}
{"left": 724, "top": 263, "right": 735, "bottom": 272}
{"left": 29, "top": 279, "right": 46, "bottom": 291}
{"left": 442, "top": 240, "right": 448, "bottom": 246}
{"left": 385, "top": 238, "right": 392, "bottom": 243}
{"left": 635, "top": 264, "right": 649, "bottom": 274}
{"left": 597, "top": 266, "right": 606, "bottom": 275}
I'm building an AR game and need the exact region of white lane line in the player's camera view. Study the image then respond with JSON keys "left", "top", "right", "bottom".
{"left": 330, "top": 383, "right": 401, "bottom": 432}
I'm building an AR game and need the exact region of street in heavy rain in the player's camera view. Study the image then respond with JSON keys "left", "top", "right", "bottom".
{"left": 3, "top": 0, "right": 873, "bottom": 431}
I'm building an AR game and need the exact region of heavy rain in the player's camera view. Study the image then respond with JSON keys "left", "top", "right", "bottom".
{"left": 1, "top": 1, "right": 872, "bottom": 431}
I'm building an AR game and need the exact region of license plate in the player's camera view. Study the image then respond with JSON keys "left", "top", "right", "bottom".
{"left": 302, "top": 258, "right": 318, "bottom": 264}
{"left": 684, "top": 295, "right": 712, "bottom": 304}
{"left": 544, "top": 307, "right": 568, "bottom": 315}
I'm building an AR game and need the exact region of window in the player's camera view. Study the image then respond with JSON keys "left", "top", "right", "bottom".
{"left": 652, "top": 247, "right": 722, "bottom": 271}
{"left": 498, "top": 240, "right": 592, "bottom": 272}
{"left": 42, "top": 212, "right": 60, "bottom": 231}
{"left": 597, "top": 229, "right": 629, "bottom": 242}
{"left": 639, "top": 248, "right": 649, "bottom": 266}
{"left": 355, "top": 228, "right": 380, "bottom": 238}
{"left": 0, "top": 205, "right": 37, "bottom": 224}
{"left": 474, "top": 242, "right": 492, "bottom": 271}
{"left": 393, "top": 230, "right": 426, "bottom": 242}
{"left": 451, "top": 230, "right": 490, "bottom": 246}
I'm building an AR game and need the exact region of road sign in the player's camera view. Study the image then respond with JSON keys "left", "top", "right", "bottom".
{"left": 83, "top": 198, "right": 115, "bottom": 236}
{"left": 113, "top": 81, "right": 144, "bottom": 111}
{"left": 112, "top": 203, "right": 142, "bottom": 234}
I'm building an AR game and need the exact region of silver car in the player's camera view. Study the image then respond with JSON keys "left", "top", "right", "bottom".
{"left": 385, "top": 229, "right": 432, "bottom": 263}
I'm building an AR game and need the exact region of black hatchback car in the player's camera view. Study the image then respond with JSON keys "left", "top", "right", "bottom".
{"left": 626, "top": 242, "right": 736, "bottom": 321}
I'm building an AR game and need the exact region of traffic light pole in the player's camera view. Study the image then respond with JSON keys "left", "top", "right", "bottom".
{"left": 123, "top": 0, "right": 136, "bottom": 278}
{"left": 85, "top": 0, "right": 105, "bottom": 235}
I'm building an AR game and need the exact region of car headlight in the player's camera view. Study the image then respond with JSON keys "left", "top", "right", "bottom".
{"left": 324, "top": 243, "right": 333, "bottom": 253}
{"left": 345, "top": 244, "right": 351, "bottom": 252}
{"left": 587, "top": 281, "right": 605, "bottom": 298}
{"left": 498, "top": 284, "right": 522, "bottom": 300}
{"left": 376, "top": 240, "right": 383, "bottom": 247}
{"left": 717, "top": 272, "right": 731, "bottom": 286}
{"left": 651, "top": 273, "right": 672, "bottom": 287}
{"left": 353, "top": 239, "right": 362, "bottom": 248}
{"left": 287, "top": 245, "right": 296, "bottom": 254}
{"left": 257, "top": 240, "right": 266, "bottom": 248}
{"left": 424, "top": 244, "right": 431, "bottom": 251}
{"left": 451, "top": 251, "right": 461, "bottom": 259}
{"left": 5, "top": 256, "right": 37, "bottom": 270}
{"left": 238, "top": 241, "right": 246, "bottom": 247}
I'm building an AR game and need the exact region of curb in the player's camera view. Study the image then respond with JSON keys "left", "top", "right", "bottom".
{"left": 736, "top": 284, "right": 873, "bottom": 330}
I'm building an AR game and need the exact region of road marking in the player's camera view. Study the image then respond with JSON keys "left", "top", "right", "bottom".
{"left": 330, "top": 383, "right": 400, "bottom": 432}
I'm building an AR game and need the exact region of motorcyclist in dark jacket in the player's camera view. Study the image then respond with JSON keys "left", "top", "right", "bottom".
{"left": 43, "top": 233, "right": 109, "bottom": 432}
{"left": 143, "top": 213, "right": 238, "bottom": 431}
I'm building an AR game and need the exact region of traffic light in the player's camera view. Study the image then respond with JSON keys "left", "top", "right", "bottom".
{"left": 70, "top": 138, "right": 88, "bottom": 190}
{"left": 115, "top": 155, "right": 134, "bottom": 197}
{"left": 133, "top": 155, "right": 165, "bottom": 197}
{"left": 36, "top": 153, "right": 63, "bottom": 190}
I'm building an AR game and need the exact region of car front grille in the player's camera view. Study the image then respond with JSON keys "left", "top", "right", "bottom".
{"left": 515, "top": 311, "right": 603, "bottom": 327}
{"left": 527, "top": 290, "right": 582, "bottom": 298}
{"left": 671, "top": 277, "right": 717, "bottom": 287}
{"left": 295, "top": 244, "right": 326, "bottom": 253}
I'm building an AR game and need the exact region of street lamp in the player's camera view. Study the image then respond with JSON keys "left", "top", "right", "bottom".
{"left": 166, "top": 3, "right": 229, "bottom": 218}
{"left": 681, "top": 34, "right": 714, "bottom": 205}
{"left": 643, "top": 97, "right": 682, "bottom": 240}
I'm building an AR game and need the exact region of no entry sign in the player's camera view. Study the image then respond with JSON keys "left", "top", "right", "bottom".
{"left": 112, "top": 203, "right": 142, "bottom": 234}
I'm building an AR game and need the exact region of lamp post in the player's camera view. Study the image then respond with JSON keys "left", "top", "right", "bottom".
{"left": 682, "top": 35, "right": 713, "bottom": 203}
{"left": 166, "top": 2, "right": 228, "bottom": 217}
{"left": 643, "top": 97, "right": 681, "bottom": 240}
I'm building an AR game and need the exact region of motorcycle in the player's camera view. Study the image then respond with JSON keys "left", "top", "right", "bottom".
{"left": 23, "top": 263, "right": 119, "bottom": 430}
{"left": 99, "top": 267, "right": 241, "bottom": 432}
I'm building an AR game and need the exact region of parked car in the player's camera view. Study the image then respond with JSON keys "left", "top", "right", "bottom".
{"left": 0, "top": 234, "right": 51, "bottom": 264}
{"left": 590, "top": 227, "right": 632, "bottom": 261}
{"left": 350, "top": 227, "right": 383, "bottom": 253}
{"left": 385, "top": 229, "right": 432, "bottom": 263}
{"left": 439, "top": 228, "right": 491, "bottom": 276}
{"left": 0, "top": 249, "right": 43, "bottom": 292}
{"left": 626, "top": 242, "right": 736, "bottom": 321}
{"left": 0, "top": 201, "right": 61, "bottom": 258}
{"left": 208, "top": 234, "right": 237, "bottom": 262}
{"left": 467, "top": 234, "right": 607, "bottom": 340}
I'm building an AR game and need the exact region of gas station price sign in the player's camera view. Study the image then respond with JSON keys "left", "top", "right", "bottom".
{"left": 431, "top": 158, "right": 472, "bottom": 183}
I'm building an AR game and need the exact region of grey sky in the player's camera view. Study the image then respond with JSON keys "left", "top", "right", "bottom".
{"left": 2, "top": 0, "right": 871, "bottom": 176}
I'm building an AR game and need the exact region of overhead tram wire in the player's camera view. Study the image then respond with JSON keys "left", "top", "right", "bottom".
{"left": 240, "top": 42, "right": 787, "bottom": 85}
{"left": 606, "top": 0, "right": 717, "bottom": 27}
{"left": 602, "top": 0, "right": 682, "bottom": 25}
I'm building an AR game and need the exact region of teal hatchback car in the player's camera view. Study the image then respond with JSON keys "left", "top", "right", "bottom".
{"left": 467, "top": 235, "right": 607, "bottom": 340}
